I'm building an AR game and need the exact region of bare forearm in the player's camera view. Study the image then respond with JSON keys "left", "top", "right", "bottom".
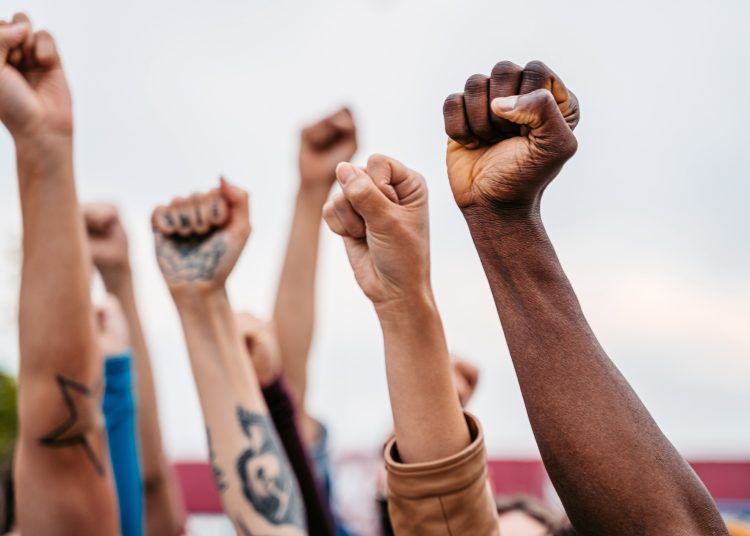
{"left": 177, "top": 289, "right": 305, "bottom": 535}
{"left": 17, "top": 135, "right": 95, "bottom": 378}
{"left": 377, "top": 293, "right": 470, "bottom": 464}
{"left": 466, "top": 206, "right": 725, "bottom": 534}
{"left": 273, "top": 187, "right": 328, "bottom": 405}
{"left": 15, "top": 135, "right": 119, "bottom": 535}
{"left": 107, "top": 272, "right": 185, "bottom": 533}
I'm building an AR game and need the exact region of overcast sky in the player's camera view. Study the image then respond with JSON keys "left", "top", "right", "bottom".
{"left": 0, "top": 0, "right": 748, "bottom": 461}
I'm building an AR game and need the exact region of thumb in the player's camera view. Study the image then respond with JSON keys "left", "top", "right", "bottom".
{"left": 336, "top": 162, "right": 393, "bottom": 225}
{"left": 219, "top": 177, "right": 251, "bottom": 232}
{"left": 0, "top": 22, "right": 29, "bottom": 60}
{"left": 491, "top": 89, "right": 577, "bottom": 155}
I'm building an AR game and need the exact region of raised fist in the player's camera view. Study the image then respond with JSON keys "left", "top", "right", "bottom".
{"left": 234, "top": 312, "right": 282, "bottom": 387}
{"left": 323, "top": 155, "right": 430, "bottom": 306}
{"left": 0, "top": 13, "right": 72, "bottom": 139}
{"left": 299, "top": 107, "right": 357, "bottom": 190}
{"left": 443, "top": 61, "right": 580, "bottom": 210}
{"left": 83, "top": 203, "right": 130, "bottom": 284}
{"left": 152, "top": 179, "right": 250, "bottom": 295}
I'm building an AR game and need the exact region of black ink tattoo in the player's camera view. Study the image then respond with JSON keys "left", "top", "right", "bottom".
{"left": 235, "top": 407, "right": 305, "bottom": 529}
{"left": 155, "top": 232, "right": 227, "bottom": 282}
{"left": 163, "top": 213, "right": 175, "bottom": 228}
{"left": 38, "top": 374, "right": 104, "bottom": 476}
{"left": 179, "top": 212, "right": 190, "bottom": 229}
{"left": 207, "top": 428, "right": 227, "bottom": 493}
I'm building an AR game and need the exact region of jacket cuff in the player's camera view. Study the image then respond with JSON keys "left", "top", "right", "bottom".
{"left": 384, "top": 412, "right": 487, "bottom": 499}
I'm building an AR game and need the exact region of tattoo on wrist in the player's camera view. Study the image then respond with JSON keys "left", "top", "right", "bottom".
{"left": 235, "top": 406, "right": 305, "bottom": 529}
{"left": 38, "top": 374, "right": 105, "bottom": 476}
{"left": 155, "top": 233, "right": 227, "bottom": 282}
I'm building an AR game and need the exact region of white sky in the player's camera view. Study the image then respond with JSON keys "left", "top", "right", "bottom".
{"left": 0, "top": 0, "right": 748, "bottom": 461}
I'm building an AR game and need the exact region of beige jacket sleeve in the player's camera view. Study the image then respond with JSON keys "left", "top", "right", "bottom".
{"left": 385, "top": 412, "right": 499, "bottom": 536}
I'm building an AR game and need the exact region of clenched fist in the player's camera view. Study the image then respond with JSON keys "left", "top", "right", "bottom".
{"left": 235, "top": 312, "right": 282, "bottom": 387}
{"left": 323, "top": 155, "right": 430, "bottom": 306}
{"left": 0, "top": 13, "right": 72, "bottom": 139}
{"left": 299, "top": 107, "right": 357, "bottom": 191}
{"left": 152, "top": 179, "right": 251, "bottom": 295}
{"left": 443, "top": 61, "right": 579, "bottom": 210}
{"left": 83, "top": 203, "right": 130, "bottom": 286}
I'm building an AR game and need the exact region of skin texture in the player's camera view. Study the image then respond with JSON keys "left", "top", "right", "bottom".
{"left": 273, "top": 107, "right": 357, "bottom": 445}
{"left": 153, "top": 181, "right": 305, "bottom": 535}
{"left": 323, "top": 155, "right": 469, "bottom": 463}
{"left": 444, "top": 60, "right": 727, "bottom": 535}
{"left": 235, "top": 312, "right": 336, "bottom": 536}
{"left": 0, "top": 13, "right": 119, "bottom": 535}
{"left": 83, "top": 203, "right": 186, "bottom": 535}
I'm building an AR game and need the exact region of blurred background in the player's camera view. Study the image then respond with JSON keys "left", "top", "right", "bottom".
{"left": 0, "top": 0, "right": 748, "bottom": 532}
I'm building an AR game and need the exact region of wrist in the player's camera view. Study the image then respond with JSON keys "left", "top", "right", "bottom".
{"left": 297, "top": 181, "right": 332, "bottom": 204}
{"left": 15, "top": 130, "right": 73, "bottom": 158}
{"left": 172, "top": 285, "right": 229, "bottom": 315}
{"left": 374, "top": 287, "right": 439, "bottom": 327}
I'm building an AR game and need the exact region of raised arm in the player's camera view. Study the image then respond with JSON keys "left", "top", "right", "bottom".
{"left": 443, "top": 60, "right": 727, "bottom": 535}
{"left": 95, "top": 295, "right": 144, "bottom": 536}
{"left": 152, "top": 181, "right": 305, "bottom": 535}
{"left": 0, "top": 13, "right": 118, "bottom": 534}
{"left": 323, "top": 156, "right": 498, "bottom": 535}
{"left": 273, "top": 108, "right": 356, "bottom": 442}
{"left": 84, "top": 203, "right": 185, "bottom": 535}
{"left": 235, "top": 312, "right": 336, "bottom": 536}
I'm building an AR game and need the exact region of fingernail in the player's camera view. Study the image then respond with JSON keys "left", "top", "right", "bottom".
{"left": 492, "top": 96, "right": 519, "bottom": 113}
{"left": 336, "top": 162, "right": 357, "bottom": 185}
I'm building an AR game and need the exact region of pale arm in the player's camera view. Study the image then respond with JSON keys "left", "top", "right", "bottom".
{"left": 176, "top": 290, "right": 306, "bottom": 535}
{"left": 376, "top": 294, "right": 469, "bottom": 463}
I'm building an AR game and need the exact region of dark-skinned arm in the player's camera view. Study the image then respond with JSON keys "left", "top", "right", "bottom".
{"left": 444, "top": 60, "right": 727, "bottom": 535}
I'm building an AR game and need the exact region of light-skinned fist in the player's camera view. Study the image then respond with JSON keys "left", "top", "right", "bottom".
{"left": 234, "top": 312, "right": 282, "bottom": 388}
{"left": 323, "top": 154, "right": 430, "bottom": 308}
{"left": 443, "top": 61, "right": 580, "bottom": 211}
{"left": 83, "top": 203, "right": 130, "bottom": 287}
{"left": 299, "top": 107, "right": 357, "bottom": 191}
{"left": 0, "top": 13, "right": 72, "bottom": 140}
{"left": 152, "top": 178, "right": 250, "bottom": 295}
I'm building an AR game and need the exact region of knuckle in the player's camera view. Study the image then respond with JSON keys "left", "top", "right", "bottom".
{"left": 491, "top": 60, "right": 522, "bottom": 76}
{"left": 443, "top": 93, "right": 464, "bottom": 114}
{"left": 464, "top": 74, "right": 488, "bottom": 93}
{"left": 524, "top": 60, "right": 551, "bottom": 75}
{"left": 367, "top": 153, "right": 388, "bottom": 168}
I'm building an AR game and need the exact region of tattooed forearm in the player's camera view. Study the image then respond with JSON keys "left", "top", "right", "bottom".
{"left": 235, "top": 407, "right": 305, "bottom": 529}
{"left": 207, "top": 428, "right": 227, "bottom": 493}
{"left": 38, "top": 374, "right": 105, "bottom": 476}
{"left": 155, "top": 232, "right": 227, "bottom": 282}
